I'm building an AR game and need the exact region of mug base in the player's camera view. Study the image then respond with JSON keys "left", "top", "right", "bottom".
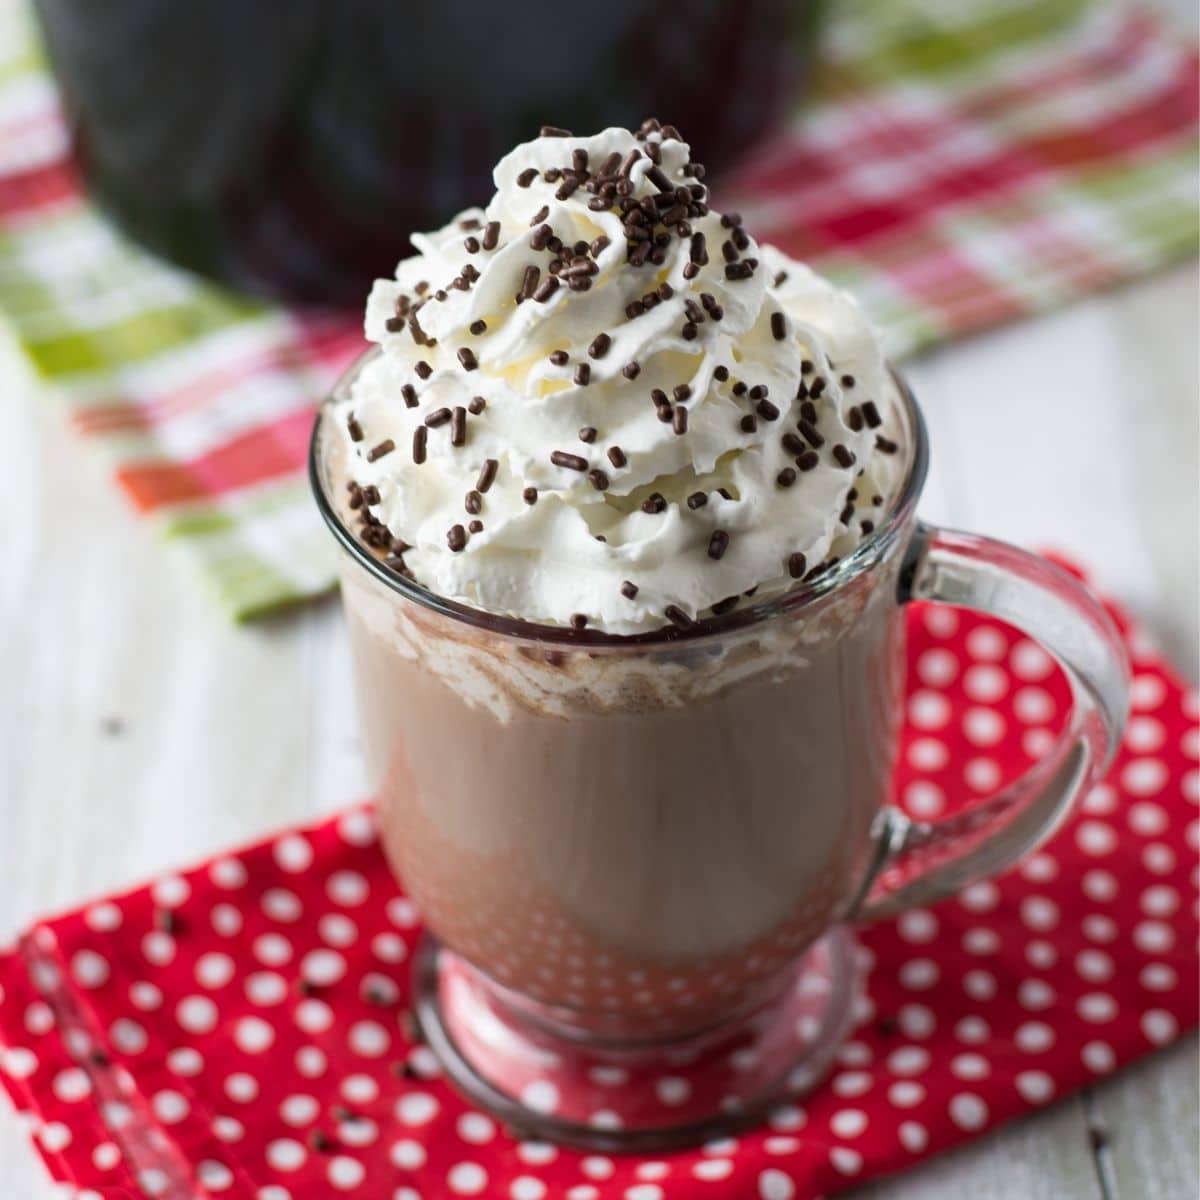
{"left": 412, "top": 928, "right": 860, "bottom": 1152}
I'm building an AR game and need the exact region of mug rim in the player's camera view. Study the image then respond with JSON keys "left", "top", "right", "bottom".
{"left": 309, "top": 350, "right": 930, "bottom": 647}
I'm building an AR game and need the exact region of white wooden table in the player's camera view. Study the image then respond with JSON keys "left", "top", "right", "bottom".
{"left": 1, "top": 230, "right": 1197, "bottom": 1200}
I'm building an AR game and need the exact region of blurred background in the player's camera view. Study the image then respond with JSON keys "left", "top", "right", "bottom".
{"left": 0, "top": 0, "right": 1196, "bottom": 1197}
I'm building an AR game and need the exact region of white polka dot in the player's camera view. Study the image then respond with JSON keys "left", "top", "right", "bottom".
{"left": 1143, "top": 844, "right": 1176, "bottom": 875}
{"left": 210, "top": 858, "right": 247, "bottom": 889}
{"left": 764, "top": 1137, "right": 799, "bottom": 1155}
{"left": 1082, "top": 869, "right": 1118, "bottom": 902}
{"left": 908, "top": 690, "right": 952, "bottom": 729}
{"left": 274, "top": 834, "right": 314, "bottom": 874}
{"left": 832, "top": 1070, "right": 873, "bottom": 1098}
{"left": 319, "top": 913, "right": 358, "bottom": 948}
{"left": 955, "top": 1016, "right": 990, "bottom": 1044}
{"left": 295, "top": 1046, "right": 327, "bottom": 1077}
{"left": 71, "top": 950, "right": 110, "bottom": 989}
{"left": 139, "top": 1169, "right": 168, "bottom": 1196}
{"left": 1023, "top": 728, "right": 1057, "bottom": 758}
{"left": 200, "top": 1160, "right": 235, "bottom": 1191}
{"left": 1130, "top": 673, "right": 1166, "bottom": 709}
{"left": 213, "top": 1117, "right": 244, "bottom": 1143}
{"left": 1125, "top": 717, "right": 1166, "bottom": 752}
{"left": 888, "top": 1081, "right": 925, "bottom": 1108}
{"left": 1020, "top": 896, "right": 1059, "bottom": 932}
{"left": 1082, "top": 1041, "right": 1117, "bottom": 1073}
{"left": 280, "top": 1095, "right": 319, "bottom": 1126}
{"left": 299, "top": 949, "right": 346, "bottom": 988}
{"left": 898, "top": 1004, "right": 936, "bottom": 1039}
{"left": 904, "top": 781, "right": 945, "bottom": 817}
{"left": 1017, "top": 979, "right": 1056, "bottom": 1011}
{"left": 338, "top": 809, "right": 377, "bottom": 845}
{"left": 963, "top": 708, "right": 1005, "bottom": 747}
{"left": 224, "top": 1073, "right": 259, "bottom": 1103}
{"left": 1134, "top": 921, "right": 1175, "bottom": 953}
{"left": 338, "top": 1074, "right": 378, "bottom": 1106}
{"left": 967, "top": 626, "right": 1007, "bottom": 661}
{"left": 963, "top": 927, "right": 1000, "bottom": 956}
{"left": 129, "top": 981, "right": 163, "bottom": 1012}
{"left": 244, "top": 972, "right": 288, "bottom": 1007}
{"left": 84, "top": 903, "right": 122, "bottom": 932}
{"left": 166, "top": 1047, "right": 203, "bottom": 1077}
{"left": 1014, "top": 686, "right": 1056, "bottom": 723}
{"left": 295, "top": 999, "right": 334, "bottom": 1034}
{"left": 396, "top": 1092, "right": 439, "bottom": 1126}
{"left": 37, "top": 1122, "right": 70, "bottom": 1153}
{"left": 588, "top": 1065, "right": 630, "bottom": 1087}
{"left": 448, "top": 1163, "right": 489, "bottom": 1195}
{"left": 253, "top": 933, "right": 293, "bottom": 967}
{"left": 327, "top": 870, "right": 370, "bottom": 907}
{"left": 518, "top": 1079, "right": 559, "bottom": 1113}
{"left": 511, "top": 1178, "right": 547, "bottom": 1200}
{"left": 328, "top": 1156, "right": 365, "bottom": 1190}
{"left": 1184, "top": 769, "right": 1200, "bottom": 804}
{"left": 829, "top": 1146, "right": 863, "bottom": 1176}
{"left": 1027, "top": 944, "right": 1055, "bottom": 972}
{"left": 758, "top": 1171, "right": 795, "bottom": 1200}
{"left": 1021, "top": 854, "right": 1059, "bottom": 883}
{"left": 92, "top": 1142, "right": 120, "bottom": 1171}
{"left": 266, "top": 1139, "right": 306, "bottom": 1171}
{"left": 1141, "top": 885, "right": 1181, "bottom": 917}
{"left": 1015, "top": 1021, "right": 1055, "bottom": 1053}
{"left": 899, "top": 1121, "right": 929, "bottom": 1153}
{"left": 52, "top": 1068, "right": 91, "bottom": 1103}
{"left": 1015, "top": 1071, "right": 1055, "bottom": 1104}
{"left": 142, "top": 932, "right": 176, "bottom": 966}
{"left": 768, "top": 1104, "right": 805, "bottom": 1131}
{"left": 518, "top": 1142, "right": 558, "bottom": 1166}
{"left": 568, "top": 1189, "right": 600, "bottom": 1200}
{"left": 830, "top": 1109, "right": 868, "bottom": 1138}
{"left": 960, "top": 881, "right": 999, "bottom": 912}
{"left": 349, "top": 1020, "right": 391, "bottom": 1058}
{"left": 1141, "top": 1010, "right": 1178, "bottom": 1045}
{"left": 359, "top": 973, "right": 401, "bottom": 1007}
{"left": 1129, "top": 802, "right": 1169, "bottom": 836}
{"left": 235, "top": 1016, "right": 275, "bottom": 1054}
{"left": 887, "top": 1046, "right": 930, "bottom": 1076}
{"left": 964, "top": 757, "right": 1002, "bottom": 792}
{"left": 371, "top": 932, "right": 408, "bottom": 963}
{"left": 148, "top": 1090, "right": 189, "bottom": 1125}
{"left": 1083, "top": 914, "right": 1119, "bottom": 943}
{"left": 949, "top": 1092, "right": 988, "bottom": 1131}
{"left": 262, "top": 888, "right": 303, "bottom": 923}
{"left": 964, "top": 664, "right": 1008, "bottom": 703}
{"left": 950, "top": 1053, "right": 990, "bottom": 1081}
{"left": 153, "top": 875, "right": 190, "bottom": 908}
{"left": 581, "top": 1156, "right": 615, "bottom": 1179}
{"left": 391, "top": 1139, "right": 426, "bottom": 1169}
{"left": 899, "top": 958, "right": 939, "bottom": 990}
{"left": 195, "top": 952, "right": 236, "bottom": 989}
{"left": 111, "top": 1018, "right": 147, "bottom": 1055}
{"left": 257, "top": 1189, "right": 289, "bottom": 1200}
{"left": 1077, "top": 821, "right": 1117, "bottom": 856}
{"left": 211, "top": 904, "right": 243, "bottom": 938}
{"left": 1011, "top": 639, "right": 1054, "bottom": 680}
{"left": 1141, "top": 963, "right": 1177, "bottom": 992}
{"left": 693, "top": 1159, "right": 734, "bottom": 1181}
{"left": 923, "top": 606, "right": 960, "bottom": 638}
{"left": 456, "top": 1112, "right": 495, "bottom": 1144}
{"left": 908, "top": 737, "right": 949, "bottom": 771}
{"left": 897, "top": 909, "right": 938, "bottom": 944}
{"left": 1083, "top": 783, "right": 1118, "bottom": 814}
{"left": 636, "top": 1163, "right": 670, "bottom": 1181}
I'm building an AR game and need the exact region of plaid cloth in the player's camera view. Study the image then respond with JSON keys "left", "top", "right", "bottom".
{"left": 0, "top": 1, "right": 1196, "bottom": 619}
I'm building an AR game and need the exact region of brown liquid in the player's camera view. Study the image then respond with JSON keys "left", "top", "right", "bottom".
{"left": 338, "top": 542, "right": 907, "bottom": 1041}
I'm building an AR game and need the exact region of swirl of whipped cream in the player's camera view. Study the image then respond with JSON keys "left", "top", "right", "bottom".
{"left": 335, "top": 121, "right": 903, "bottom": 635}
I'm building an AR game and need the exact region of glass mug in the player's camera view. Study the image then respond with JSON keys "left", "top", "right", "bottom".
{"left": 311, "top": 354, "right": 1129, "bottom": 1149}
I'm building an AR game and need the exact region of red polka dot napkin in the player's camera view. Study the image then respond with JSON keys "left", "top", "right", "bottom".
{"left": 2, "top": 567, "right": 1197, "bottom": 1199}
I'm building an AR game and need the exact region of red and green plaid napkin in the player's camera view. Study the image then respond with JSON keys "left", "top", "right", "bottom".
{"left": 0, "top": 0, "right": 1196, "bottom": 619}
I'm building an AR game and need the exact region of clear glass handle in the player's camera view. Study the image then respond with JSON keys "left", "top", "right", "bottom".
{"left": 852, "top": 523, "right": 1131, "bottom": 921}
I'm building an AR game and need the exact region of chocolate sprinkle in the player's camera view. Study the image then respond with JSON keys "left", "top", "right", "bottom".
{"left": 549, "top": 350, "right": 569, "bottom": 366}
{"left": 739, "top": 415, "right": 757, "bottom": 434}
{"left": 412, "top": 428, "right": 426, "bottom": 464}
{"left": 523, "top": 487, "right": 538, "bottom": 505}
{"left": 641, "top": 492, "right": 667, "bottom": 514}
{"left": 777, "top": 467, "right": 796, "bottom": 488}
{"left": 468, "top": 396, "right": 486, "bottom": 415}
{"left": 518, "top": 265, "right": 540, "bottom": 302}
{"left": 447, "top": 525, "right": 467, "bottom": 552}
{"left": 588, "top": 332, "right": 611, "bottom": 359}
{"left": 757, "top": 399, "right": 780, "bottom": 421}
{"left": 578, "top": 426, "right": 597, "bottom": 443}
{"left": 788, "top": 552, "right": 807, "bottom": 579}
{"left": 798, "top": 418, "right": 825, "bottom": 448}
{"left": 607, "top": 446, "right": 627, "bottom": 468}
{"left": 714, "top": 365, "right": 730, "bottom": 382}
{"left": 530, "top": 223, "right": 553, "bottom": 250}
{"left": 862, "top": 400, "right": 883, "bottom": 428}
{"left": 482, "top": 220, "right": 500, "bottom": 250}
{"left": 464, "top": 236, "right": 480, "bottom": 253}
{"left": 686, "top": 491, "right": 707, "bottom": 509}
{"left": 672, "top": 406, "right": 689, "bottom": 435}
{"left": 540, "top": 124, "right": 572, "bottom": 137}
{"left": 425, "top": 407, "right": 451, "bottom": 427}
{"left": 664, "top": 605, "right": 694, "bottom": 629}
{"left": 876, "top": 435, "right": 899, "bottom": 454}
{"left": 347, "top": 418, "right": 363, "bottom": 441}
{"left": 770, "top": 311, "right": 787, "bottom": 341}
{"left": 782, "top": 432, "right": 806, "bottom": 456}
{"left": 450, "top": 407, "right": 467, "bottom": 446}
{"left": 550, "top": 451, "right": 588, "bottom": 472}
{"left": 587, "top": 469, "right": 609, "bottom": 491}
{"left": 832, "top": 443, "right": 857, "bottom": 468}
{"left": 476, "top": 458, "right": 499, "bottom": 492}
{"left": 533, "top": 276, "right": 560, "bottom": 302}
{"left": 367, "top": 439, "right": 395, "bottom": 462}
{"left": 457, "top": 347, "right": 478, "bottom": 371}
{"left": 622, "top": 361, "right": 641, "bottom": 380}
{"left": 574, "top": 363, "right": 591, "bottom": 387}
{"left": 415, "top": 361, "right": 432, "bottom": 380}
{"left": 708, "top": 530, "right": 729, "bottom": 560}
{"left": 464, "top": 490, "right": 482, "bottom": 514}
{"left": 796, "top": 450, "right": 820, "bottom": 472}
{"left": 468, "top": 519, "right": 484, "bottom": 534}
{"left": 469, "top": 319, "right": 486, "bottom": 336}
{"left": 841, "top": 374, "right": 856, "bottom": 388}
{"left": 621, "top": 580, "right": 639, "bottom": 599}
{"left": 570, "top": 613, "right": 588, "bottom": 630}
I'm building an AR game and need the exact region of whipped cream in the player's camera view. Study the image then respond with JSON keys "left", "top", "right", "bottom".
{"left": 335, "top": 121, "right": 904, "bottom": 635}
